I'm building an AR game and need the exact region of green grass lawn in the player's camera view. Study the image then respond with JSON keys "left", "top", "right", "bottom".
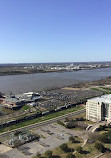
{"left": 1, "top": 104, "right": 32, "bottom": 115}
{"left": 75, "top": 142, "right": 101, "bottom": 158}
{"left": 40, "top": 136, "right": 103, "bottom": 158}
{"left": 42, "top": 137, "right": 83, "bottom": 158}
{"left": 41, "top": 138, "right": 102, "bottom": 158}
{"left": 20, "top": 104, "right": 32, "bottom": 111}
{"left": 1, "top": 107, "right": 15, "bottom": 114}
{"left": 96, "top": 127, "right": 111, "bottom": 135}
{"left": 83, "top": 120, "right": 95, "bottom": 125}
{"left": 100, "top": 87, "right": 111, "bottom": 91}
{"left": 71, "top": 112, "right": 86, "bottom": 119}
{"left": 91, "top": 88, "right": 102, "bottom": 91}
{"left": 91, "top": 87, "right": 111, "bottom": 94}
{"left": 0, "top": 106, "right": 84, "bottom": 133}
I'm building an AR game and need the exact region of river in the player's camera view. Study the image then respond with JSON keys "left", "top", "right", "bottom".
{"left": 0, "top": 68, "right": 111, "bottom": 94}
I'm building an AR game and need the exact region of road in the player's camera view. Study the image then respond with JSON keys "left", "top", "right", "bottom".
{"left": 0, "top": 108, "right": 85, "bottom": 138}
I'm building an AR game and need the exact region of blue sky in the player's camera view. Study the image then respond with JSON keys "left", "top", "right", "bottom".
{"left": 0, "top": 0, "right": 111, "bottom": 63}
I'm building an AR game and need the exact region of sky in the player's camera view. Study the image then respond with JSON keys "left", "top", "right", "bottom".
{"left": 0, "top": 0, "right": 111, "bottom": 63}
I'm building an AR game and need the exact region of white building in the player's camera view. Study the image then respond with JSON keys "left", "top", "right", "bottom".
{"left": 86, "top": 94, "right": 111, "bottom": 122}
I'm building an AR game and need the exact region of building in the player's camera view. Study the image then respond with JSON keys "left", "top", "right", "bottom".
{"left": 86, "top": 94, "right": 111, "bottom": 122}
{"left": 2, "top": 97, "right": 25, "bottom": 109}
{"left": 3, "top": 130, "right": 38, "bottom": 147}
{"left": 2, "top": 92, "right": 41, "bottom": 109}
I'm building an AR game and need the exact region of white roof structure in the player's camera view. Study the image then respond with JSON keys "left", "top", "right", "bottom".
{"left": 23, "top": 92, "right": 34, "bottom": 96}
{"left": 88, "top": 94, "right": 111, "bottom": 104}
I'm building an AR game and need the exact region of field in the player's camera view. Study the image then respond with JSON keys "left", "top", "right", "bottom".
{"left": 40, "top": 138, "right": 101, "bottom": 158}
{"left": 47, "top": 137, "right": 83, "bottom": 158}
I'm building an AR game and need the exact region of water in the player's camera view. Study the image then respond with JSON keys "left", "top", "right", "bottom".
{"left": 0, "top": 68, "right": 111, "bottom": 94}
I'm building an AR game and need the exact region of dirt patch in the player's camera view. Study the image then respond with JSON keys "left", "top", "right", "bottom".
{"left": 61, "top": 87, "right": 81, "bottom": 91}
{"left": 104, "top": 84, "right": 111, "bottom": 88}
{"left": 0, "top": 144, "right": 12, "bottom": 153}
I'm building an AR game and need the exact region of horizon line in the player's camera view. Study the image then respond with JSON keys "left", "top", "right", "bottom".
{"left": 0, "top": 61, "right": 111, "bottom": 64}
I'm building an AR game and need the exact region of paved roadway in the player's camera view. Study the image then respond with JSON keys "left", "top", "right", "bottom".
{"left": 0, "top": 108, "right": 85, "bottom": 138}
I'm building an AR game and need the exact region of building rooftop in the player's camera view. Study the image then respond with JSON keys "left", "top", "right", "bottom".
{"left": 5, "top": 97, "right": 24, "bottom": 103}
{"left": 88, "top": 94, "right": 111, "bottom": 104}
{"left": 4, "top": 92, "right": 41, "bottom": 104}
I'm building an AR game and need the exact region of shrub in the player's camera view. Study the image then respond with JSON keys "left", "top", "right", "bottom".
{"left": 36, "top": 152, "right": 41, "bottom": 158}
{"left": 69, "top": 136, "right": 75, "bottom": 143}
{"left": 99, "top": 125, "right": 105, "bottom": 131}
{"left": 66, "top": 120, "right": 76, "bottom": 129}
{"left": 94, "top": 142, "right": 105, "bottom": 153}
{"left": 59, "top": 143, "right": 69, "bottom": 152}
{"left": 57, "top": 120, "right": 65, "bottom": 126}
{"left": 107, "top": 124, "right": 111, "bottom": 128}
{"left": 76, "top": 117, "right": 85, "bottom": 121}
{"left": 45, "top": 150, "right": 53, "bottom": 158}
{"left": 99, "top": 134, "right": 110, "bottom": 143}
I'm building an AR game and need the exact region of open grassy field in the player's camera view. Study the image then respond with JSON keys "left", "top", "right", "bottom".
{"left": 1, "top": 104, "right": 32, "bottom": 115}
{"left": 41, "top": 139, "right": 101, "bottom": 158}
{"left": 91, "top": 86, "right": 111, "bottom": 94}
{"left": 75, "top": 142, "right": 101, "bottom": 158}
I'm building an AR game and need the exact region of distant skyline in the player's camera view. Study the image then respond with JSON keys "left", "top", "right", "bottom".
{"left": 0, "top": 0, "right": 111, "bottom": 63}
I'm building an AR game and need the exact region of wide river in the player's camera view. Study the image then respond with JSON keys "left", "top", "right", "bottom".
{"left": 0, "top": 68, "right": 111, "bottom": 94}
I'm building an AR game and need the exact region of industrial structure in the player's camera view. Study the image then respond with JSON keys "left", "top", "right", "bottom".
{"left": 86, "top": 94, "right": 111, "bottom": 122}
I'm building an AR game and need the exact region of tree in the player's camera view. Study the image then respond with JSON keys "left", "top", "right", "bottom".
{"left": 13, "top": 139, "right": 21, "bottom": 147}
{"left": 76, "top": 117, "right": 84, "bottom": 121}
{"left": 65, "top": 117, "right": 69, "bottom": 122}
{"left": 94, "top": 142, "right": 105, "bottom": 153}
{"left": 99, "top": 125, "right": 105, "bottom": 131}
{"left": 69, "top": 136, "right": 75, "bottom": 143}
{"left": 66, "top": 153, "right": 76, "bottom": 158}
{"left": 45, "top": 150, "right": 53, "bottom": 158}
{"left": 76, "top": 146, "right": 82, "bottom": 153}
{"left": 36, "top": 152, "right": 41, "bottom": 158}
{"left": 65, "top": 117, "right": 72, "bottom": 122}
{"left": 59, "top": 143, "right": 69, "bottom": 152}
{"left": 66, "top": 120, "right": 76, "bottom": 129}
{"left": 107, "top": 123, "right": 111, "bottom": 128}
{"left": 14, "top": 130, "right": 21, "bottom": 136}
{"left": 99, "top": 134, "right": 110, "bottom": 143}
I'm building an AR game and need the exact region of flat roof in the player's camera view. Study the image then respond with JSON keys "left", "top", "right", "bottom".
{"left": 88, "top": 94, "right": 111, "bottom": 104}
{"left": 5, "top": 97, "right": 24, "bottom": 103}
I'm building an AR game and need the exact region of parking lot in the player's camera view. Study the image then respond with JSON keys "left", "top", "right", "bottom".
{"left": 38, "top": 89, "right": 103, "bottom": 111}
{"left": 17, "top": 123, "right": 83, "bottom": 157}
{"left": 0, "top": 121, "right": 88, "bottom": 158}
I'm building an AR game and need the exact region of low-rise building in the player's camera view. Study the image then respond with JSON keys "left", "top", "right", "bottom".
{"left": 2, "top": 97, "right": 24, "bottom": 109}
{"left": 86, "top": 94, "right": 111, "bottom": 122}
{"left": 2, "top": 92, "right": 41, "bottom": 109}
{"left": 4, "top": 130, "right": 38, "bottom": 147}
